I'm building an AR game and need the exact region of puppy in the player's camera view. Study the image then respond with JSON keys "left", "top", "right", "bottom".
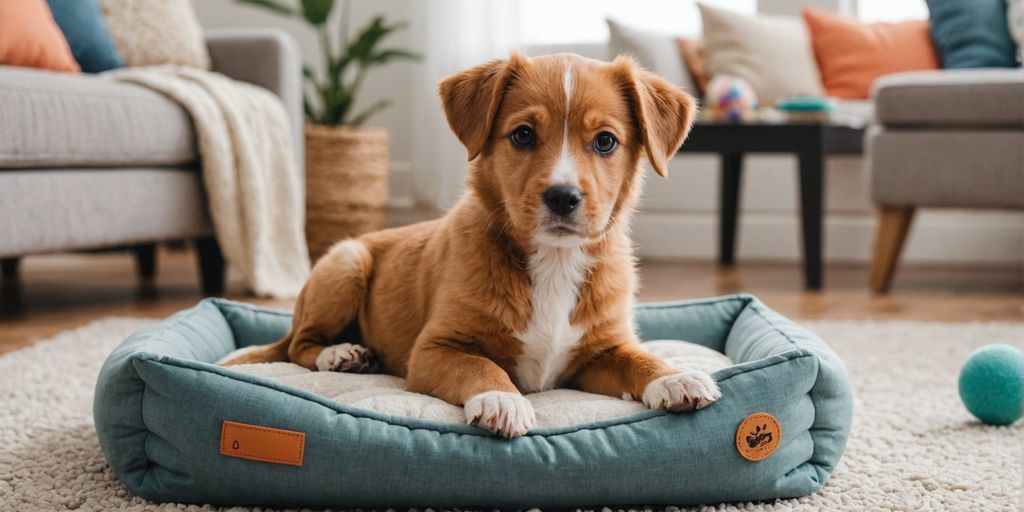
{"left": 222, "top": 52, "right": 721, "bottom": 437}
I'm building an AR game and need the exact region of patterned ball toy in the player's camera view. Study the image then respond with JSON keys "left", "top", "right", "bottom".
{"left": 705, "top": 75, "right": 758, "bottom": 122}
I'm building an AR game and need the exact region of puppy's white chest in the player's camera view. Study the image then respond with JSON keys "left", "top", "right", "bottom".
{"left": 514, "top": 246, "right": 590, "bottom": 393}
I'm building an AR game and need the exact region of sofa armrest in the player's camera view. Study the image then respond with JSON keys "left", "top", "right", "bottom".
{"left": 206, "top": 28, "right": 304, "bottom": 165}
{"left": 872, "top": 69, "right": 1024, "bottom": 128}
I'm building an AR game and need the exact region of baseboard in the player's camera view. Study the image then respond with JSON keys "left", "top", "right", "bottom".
{"left": 633, "top": 210, "right": 1023, "bottom": 265}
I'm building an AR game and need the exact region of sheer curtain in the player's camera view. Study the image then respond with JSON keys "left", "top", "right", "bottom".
{"left": 408, "top": 1, "right": 525, "bottom": 210}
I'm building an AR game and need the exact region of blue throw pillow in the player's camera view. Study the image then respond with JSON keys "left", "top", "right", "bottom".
{"left": 926, "top": 0, "right": 1019, "bottom": 68}
{"left": 47, "top": 0, "right": 123, "bottom": 73}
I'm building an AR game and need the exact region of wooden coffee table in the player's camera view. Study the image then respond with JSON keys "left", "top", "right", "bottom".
{"left": 681, "top": 118, "right": 865, "bottom": 289}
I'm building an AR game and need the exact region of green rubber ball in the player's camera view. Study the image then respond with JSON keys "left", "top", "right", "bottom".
{"left": 958, "top": 344, "right": 1023, "bottom": 426}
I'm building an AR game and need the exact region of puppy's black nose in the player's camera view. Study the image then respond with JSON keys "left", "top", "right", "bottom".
{"left": 542, "top": 185, "right": 583, "bottom": 216}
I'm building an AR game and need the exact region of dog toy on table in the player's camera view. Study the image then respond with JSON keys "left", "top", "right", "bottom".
{"left": 704, "top": 75, "right": 758, "bottom": 122}
{"left": 958, "top": 344, "right": 1023, "bottom": 426}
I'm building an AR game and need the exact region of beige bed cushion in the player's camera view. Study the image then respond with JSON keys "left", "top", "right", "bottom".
{"left": 699, "top": 4, "right": 824, "bottom": 105}
{"left": 100, "top": 0, "right": 210, "bottom": 69}
{"left": 233, "top": 340, "right": 734, "bottom": 428}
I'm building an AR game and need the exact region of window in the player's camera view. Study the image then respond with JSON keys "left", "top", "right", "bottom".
{"left": 857, "top": 0, "right": 928, "bottom": 22}
{"left": 516, "top": 0, "right": 928, "bottom": 44}
{"left": 518, "top": 0, "right": 757, "bottom": 44}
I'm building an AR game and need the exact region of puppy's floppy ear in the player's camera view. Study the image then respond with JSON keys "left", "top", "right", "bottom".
{"left": 611, "top": 56, "right": 698, "bottom": 177}
{"left": 439, "top": 52, "right": 527, "bottom": 161}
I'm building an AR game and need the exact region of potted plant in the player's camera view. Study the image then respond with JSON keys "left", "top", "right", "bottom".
{"left": 237, "top": 0, "right": 418, "bottom": 262}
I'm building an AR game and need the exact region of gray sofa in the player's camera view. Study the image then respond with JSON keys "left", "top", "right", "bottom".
{"left": 0, "top": 29, "right": 303, "bottom": 294}
{"left": 866, "top": 69, "right": 1024, "bottom": 292}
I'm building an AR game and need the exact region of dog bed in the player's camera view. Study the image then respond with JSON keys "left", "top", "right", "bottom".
{"left": 94, "top": 295, "right": 853, "bottom": 508}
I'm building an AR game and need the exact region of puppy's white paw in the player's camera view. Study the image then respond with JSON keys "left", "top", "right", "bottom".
{"left": 315, "top": 343, "right": 376, "bottom": 373}
{"left": 642, "top": 371, "right": 722, "bottom": 412}
{"left": 464, "top": 391, "right": 536, "bottom": 438}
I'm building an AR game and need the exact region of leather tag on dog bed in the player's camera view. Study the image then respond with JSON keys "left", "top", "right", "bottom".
{"left": 736, "top": 412, "right": 781, "bottom": 462}
{"left": 220, "top": 420, "right": 305, "bottom": 467}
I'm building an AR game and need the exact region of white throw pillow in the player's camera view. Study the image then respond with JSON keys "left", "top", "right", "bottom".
{"left": 606, "top": 18, "right": 696, "bottom": 94}
{"left": 100, "top": 0, "right": 210, "bottom": 69}
{"left": 698, "top": 4, "right": 823, "bottom": 105}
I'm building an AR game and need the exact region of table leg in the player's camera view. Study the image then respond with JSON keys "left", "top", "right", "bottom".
{"left": 719, "top": 153, "right": 743, "bottom": 266}
{"left": 1, "top": 257, "right": 19, "bottom": 280}
{"left": 798, "top": 144, "right": 825, "bottom": 290}
{"left": 133, "top": 244, "right": 157, "bottom": 280}
{"left": 195, "top": 236, "right": 226, "bottom": 296}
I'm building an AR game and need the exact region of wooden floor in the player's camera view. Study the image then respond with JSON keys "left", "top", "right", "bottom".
{"left": 1, "top": 246, "right": 1021, "bottom": 355}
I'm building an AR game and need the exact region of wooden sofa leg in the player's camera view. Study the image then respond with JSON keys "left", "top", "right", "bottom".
{"left": 133, "top": 244, "right": 157, "bottom": 280}
{"left": 869, "top": 207, "right": 916, "bottom": 293}
{"left": 1, "top": 257, "right": 19, "bottom": 279}
{"left": 195, "top": 236, "right": 226, "bottom": 296}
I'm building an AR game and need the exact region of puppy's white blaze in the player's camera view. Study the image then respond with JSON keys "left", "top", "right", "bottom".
{"left": 514, "top": 244, "right": 591, "bottom": 392}
{"left": 549, "top": 65, "right": 578, "bottom": 187}
{"left": 516, "top": 64, "right": 591, "bottom": 392}
{"left": 563, "top": 64, "right": 573, "bottom": 99}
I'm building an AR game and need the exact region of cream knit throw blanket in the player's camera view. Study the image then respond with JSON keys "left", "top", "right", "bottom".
{"left": 112, "top": 66, "right": 310, "bottom": 298}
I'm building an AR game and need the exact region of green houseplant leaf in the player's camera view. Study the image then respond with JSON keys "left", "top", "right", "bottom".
{"left": 300, "top": 0, "right": 333, "bottom": 25}
{"left": 236, "top": 0, "right": 418, "bottom": 126}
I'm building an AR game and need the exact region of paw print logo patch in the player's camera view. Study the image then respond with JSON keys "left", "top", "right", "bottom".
{"left": 735, "top": 412, "right": 781, "bottom": 461}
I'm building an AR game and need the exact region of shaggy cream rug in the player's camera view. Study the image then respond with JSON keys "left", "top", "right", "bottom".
{"left": 0, "top": 317, "right": 1021, "bottom": 511}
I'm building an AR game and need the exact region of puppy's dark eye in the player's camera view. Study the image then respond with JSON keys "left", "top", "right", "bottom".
{"left": 593, "top": 132, "right": 617, "bottom": 155}
{"left": 510, "top": 125, "right": 536, "bottom": 148}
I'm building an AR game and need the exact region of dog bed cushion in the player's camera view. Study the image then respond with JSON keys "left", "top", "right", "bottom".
{"left": 94, "top": 295, "right": 853, "bottom": 508}
{"left": 230, "top": 341, "right": 733, "bottom": 428}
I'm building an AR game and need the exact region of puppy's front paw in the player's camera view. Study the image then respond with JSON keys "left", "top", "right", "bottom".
{"left": 315, "top": 343, "right": 376, "bottom": 373}
{"left": 642, "top": 371, "right": 721, "bottom": 412}
{"left": 464, "top": 391, "right": 536, "bottom": 438}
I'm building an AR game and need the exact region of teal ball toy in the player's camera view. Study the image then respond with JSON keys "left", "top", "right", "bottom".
{"left": 958, "top": 344, "right": 1023, "bottom": 425}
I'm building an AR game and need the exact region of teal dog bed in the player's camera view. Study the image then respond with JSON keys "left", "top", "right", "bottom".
{"left": 94, "top": 295, "right": 852, "bottom": 508}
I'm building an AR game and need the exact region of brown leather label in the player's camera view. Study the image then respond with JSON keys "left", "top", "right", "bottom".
{"left": 220, "top": 420, "right": 305, "bottom": 466}
{"left": 736, "top": 412, "right": 781, "bottom": 462}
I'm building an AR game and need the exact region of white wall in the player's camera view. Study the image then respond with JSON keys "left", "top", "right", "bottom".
{"left": 195, "top": 0, "right": 1023, "bottom": 266}
{"left": 637, "top": 155, "right": 1023, "bottom": 265}
{"left": 194, "top": 0, "right": 417, "bottom": 166}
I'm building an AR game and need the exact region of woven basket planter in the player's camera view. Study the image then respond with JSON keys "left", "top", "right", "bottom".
{"left": 305, "top": 124, "right": 389, "bottom": 263}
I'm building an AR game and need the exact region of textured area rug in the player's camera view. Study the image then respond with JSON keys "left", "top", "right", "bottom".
{"left": 1, "top": 318, "right": 1021, "bottom": 511}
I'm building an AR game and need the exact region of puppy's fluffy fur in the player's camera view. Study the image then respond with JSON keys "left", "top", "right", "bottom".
{"left": 222, "top": 53, "right": 721, "bottom": 437}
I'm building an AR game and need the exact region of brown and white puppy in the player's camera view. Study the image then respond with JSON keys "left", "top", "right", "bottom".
{"left": 222, "top": 52, "right": 720, "bottom": 437}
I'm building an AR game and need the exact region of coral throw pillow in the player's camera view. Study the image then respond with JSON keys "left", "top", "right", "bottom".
{"left": 0, "top": 0, "right": 80, "bottom": 73}
{"left": 803, "top": 8, "right": 938, "bottom": 99}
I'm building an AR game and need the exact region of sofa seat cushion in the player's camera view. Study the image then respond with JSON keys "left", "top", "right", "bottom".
{"left": 0, "top": 65, "right": 196, "bottom": 168}
{"left": 873, "top": 69, "right": 1024, "bottom": 127}
{"left": 867, "top": 127, "right": 1024, "bottom": 209}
